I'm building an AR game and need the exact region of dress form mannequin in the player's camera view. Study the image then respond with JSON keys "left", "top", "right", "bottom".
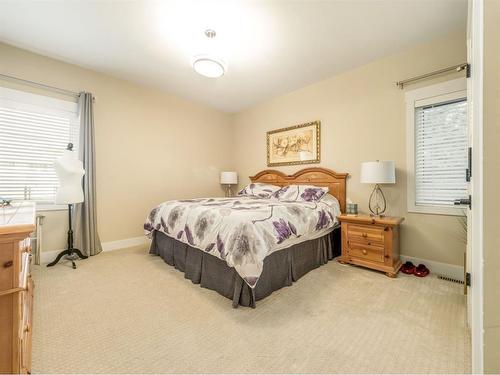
{"left": 54, "top": 149, "right": 85, "bottom": 204}
{"left": 47, "top": 143, "right": 88, "bottom": 269}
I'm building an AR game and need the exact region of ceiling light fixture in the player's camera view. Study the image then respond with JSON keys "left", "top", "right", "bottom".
{"left": 192, "top": 29, "right": 227, "bottom": 78}
{"left": 192, "top": 55, "right": 226, "bottom": 78}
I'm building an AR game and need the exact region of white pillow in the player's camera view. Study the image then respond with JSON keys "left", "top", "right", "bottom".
{"left": 272, "top": 184, "right": 329, "bottom": 202}
{"left": 237, "top": 183, "right": 281, "bottom": 198}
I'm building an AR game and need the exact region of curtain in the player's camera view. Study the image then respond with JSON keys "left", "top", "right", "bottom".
{"left": 74, "top": 92, "right": 102, "bottom": 256}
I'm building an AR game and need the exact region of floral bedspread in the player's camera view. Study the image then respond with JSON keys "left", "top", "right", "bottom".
{"left": 144, "top": 194, "right": 340, "bottom": 288}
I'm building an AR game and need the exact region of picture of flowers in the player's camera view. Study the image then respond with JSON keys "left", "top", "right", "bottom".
{"left": 267, "top": 121, "right": 320, "bottom": 166}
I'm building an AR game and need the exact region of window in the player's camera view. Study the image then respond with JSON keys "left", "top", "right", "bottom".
{"left": 406, "top": 78, "right": 468, "bottom": 215}
{"left": 0, "top": 87, "right": 79, "bottom": 209}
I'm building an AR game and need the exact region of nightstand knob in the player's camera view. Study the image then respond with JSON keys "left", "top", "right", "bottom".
{"left": 362, "top": 233, "right": 368, "bottom": 238}
{"left": 362, "top": 249, "right": 367, "bottom": 255}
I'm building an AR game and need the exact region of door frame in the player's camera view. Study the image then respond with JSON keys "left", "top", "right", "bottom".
{"left": 469, "top": 0, "right": 484, "bottom": 373}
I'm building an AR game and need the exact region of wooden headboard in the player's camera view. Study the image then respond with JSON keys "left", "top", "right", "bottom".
{"left": 250, "top": 167, "right": 349, "bottom": 213}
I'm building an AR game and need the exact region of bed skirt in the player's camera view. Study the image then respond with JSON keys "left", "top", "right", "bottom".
{"left": 149, "top": 228, "right": 341, "bottom": 308}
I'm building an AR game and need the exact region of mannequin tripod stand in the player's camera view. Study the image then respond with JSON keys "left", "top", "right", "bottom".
{"left": 47, "top": 204, "right": 87, "bottom": 269}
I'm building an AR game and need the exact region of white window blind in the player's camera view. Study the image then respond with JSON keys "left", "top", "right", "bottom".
{"left": 414, "top": 98, "right": 468, "bottom": 207}
{"left": 0, "top": 87, "right": 79, "bottom": 205}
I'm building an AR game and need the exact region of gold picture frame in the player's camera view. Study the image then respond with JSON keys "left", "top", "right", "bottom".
{"left": 267, "top": 121, "right": 320, "bottom": 167}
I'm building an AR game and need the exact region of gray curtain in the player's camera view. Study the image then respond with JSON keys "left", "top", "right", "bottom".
{"left": 74, "top": 92, "right": 102, "bottom": 256}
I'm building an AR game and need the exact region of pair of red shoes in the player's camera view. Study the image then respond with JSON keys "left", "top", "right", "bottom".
{"left": 401, "top": 261, "right": 429, "bottom": 277}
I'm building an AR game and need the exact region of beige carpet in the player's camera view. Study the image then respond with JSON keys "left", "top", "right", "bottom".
{"left": 32, "top": 245, "right": 470, "bottom": 374}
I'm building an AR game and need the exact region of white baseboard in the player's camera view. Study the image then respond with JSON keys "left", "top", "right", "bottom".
{"left": 400, "top": 254, "right": 464, "bottom": 282}
{"left": 101, "top": 236, "right": 150, "bottom": 252}
{"left": 38, "top": 239, "right": 464, "bottom": 282}
{"left": 40, "top": 236, "right": 150, "bottom": 264}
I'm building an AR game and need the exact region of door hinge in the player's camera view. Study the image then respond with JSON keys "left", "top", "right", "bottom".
{"left": 466, "top": 147, "right": 472, "bottom": 182}
{"left": 466, "top": 63, "right": 471, "bottom": 78}
{"left": 465, "top": 272, "right": 471, "bottom": 287}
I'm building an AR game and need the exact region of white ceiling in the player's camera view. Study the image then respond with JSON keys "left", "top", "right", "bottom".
{"left": 0, "top": 0, "right": 467, "bottom": 113}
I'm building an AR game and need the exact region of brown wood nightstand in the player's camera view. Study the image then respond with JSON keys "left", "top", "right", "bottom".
{"left": 337, "top": 214, "right": 404, "bottom": 278}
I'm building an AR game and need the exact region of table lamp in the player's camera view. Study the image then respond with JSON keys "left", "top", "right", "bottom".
{"left": 360, "top": 160, "right": 395, "bottom": 216}
{"left": 220, "top": 171, "right": 238, "bottom": 197}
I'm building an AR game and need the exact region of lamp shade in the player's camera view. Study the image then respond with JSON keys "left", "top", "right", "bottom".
{"left": 220, "top": 171, "right": 238, "bottom": 184}
{"left": 360, "top": 161, "right": 395, "bottom": 184}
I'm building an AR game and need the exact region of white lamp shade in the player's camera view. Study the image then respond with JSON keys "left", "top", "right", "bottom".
{"left": 220, "top": 171, "right": 238, "bottom": 184}
{"left": 360, "top": 161, "right": 396, "bottom": 184}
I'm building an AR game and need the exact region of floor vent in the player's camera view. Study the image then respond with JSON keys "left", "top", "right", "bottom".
{"left": 438, "top": 275, "right": 464, "bottom": 284}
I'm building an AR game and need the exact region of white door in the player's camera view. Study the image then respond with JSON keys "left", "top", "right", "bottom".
{"left": 465, "top": 0, "right": 484, "bottom": 372}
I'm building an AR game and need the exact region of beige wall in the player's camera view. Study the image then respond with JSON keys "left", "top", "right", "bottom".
{"left": 0, "top": 42, "right": 233, "bottom": 252}
{"left": 231, "top": 32, "right": 467, "bottom": 266}
{"left": 483, "top": 1, "right": 500, "bottom": 372}
{"left": 1, "top": 33, "right": 469, "bottom": 268}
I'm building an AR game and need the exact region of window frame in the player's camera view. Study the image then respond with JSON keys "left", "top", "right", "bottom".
{"left": 405, "top": 78, "right": 467, "bottom": 216}
{"left": 0, "top": 87, "right": 79, "bottom": 211}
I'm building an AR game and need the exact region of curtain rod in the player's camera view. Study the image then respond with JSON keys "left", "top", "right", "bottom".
{"left": 396, "top": 63, "right": 468, "bottom": 89}
{"left": 0, "top": 73, "right": 95, "bottom": 101}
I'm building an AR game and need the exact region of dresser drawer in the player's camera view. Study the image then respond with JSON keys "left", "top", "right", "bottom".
{"left": 0, "top": 246, "right": 15, "bottom": 292}
{"left": 348, "top": 242, "right": 384, "bottom": 263}
{"left": 347, "top": 224, "right": 385, "bottom": 244}
{"left": 0, "top": 239, "right": 31, "bottom": 293}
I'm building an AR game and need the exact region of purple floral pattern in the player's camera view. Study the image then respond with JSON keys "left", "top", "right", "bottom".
{"left": 300, "top": 188, "right": 326, "bottom": 202}
{"left": 184, "top": 225, "right": 194, "bottom": 245}
{"left": 160, "top": 217, "right": 169, "bottom": 233}
{"left": 237, "top": 183, "right": 281, "bottom": 198}
{"left": 144, "top": 194, "right": 340, "bottom": 289}
{"left": 272, "top": 218, "right": 300, "bottom": 244}
{"left": 217, "top": 234, "right": 226, "bottom": 259}
{"left": 271, "top": 185, "right": 290, "bottom": 199}
{"left": 272, "top": 184, "right": 328, "bottom": 202}
{"left": 273, "top": 219, "right": 291, "bottom": 244}
{"left": 315, "top": 209, "right": 331, "bottom": 230}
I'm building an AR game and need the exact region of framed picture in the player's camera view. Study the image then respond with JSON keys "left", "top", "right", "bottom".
{"left": 267, "top": 121, "right": 320, "bottom": 167}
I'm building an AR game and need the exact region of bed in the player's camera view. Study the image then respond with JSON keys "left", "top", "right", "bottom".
{"left": 144, "top": 167, "right": 348, "bottom": 308}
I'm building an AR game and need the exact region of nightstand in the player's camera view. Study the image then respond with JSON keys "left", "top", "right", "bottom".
{"left": 337, "top": 214, "right": 404, "bottom": 277}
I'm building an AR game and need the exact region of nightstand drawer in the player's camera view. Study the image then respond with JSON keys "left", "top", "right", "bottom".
{"left": 347, "top": 224, "right": 385, "bottom": 244}
{"left": 348, "top": 242, "right": 384, "bottom": 263}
